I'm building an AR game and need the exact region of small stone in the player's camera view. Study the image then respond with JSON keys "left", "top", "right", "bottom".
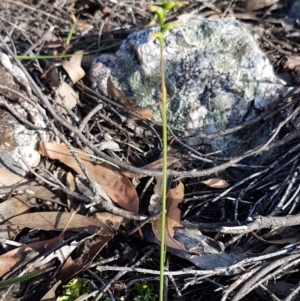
{"left": 283, "top": 0, "right": 300, "bottom": 29}
{"left": 91, "top": 17, "right": 285, "bottom": 157}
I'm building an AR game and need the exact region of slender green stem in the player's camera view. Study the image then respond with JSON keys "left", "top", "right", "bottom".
{"left": 66, "top": 16, "right": 78, "bottom": 45}
{"left": 0, "top": 269, "right": 52, "bottom": 288}
{"left": 159, "top": 38, "right": 168, "bottom": 301}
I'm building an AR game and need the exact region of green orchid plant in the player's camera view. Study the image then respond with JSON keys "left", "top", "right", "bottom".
{"left": 147, "top": 2, "right": 188, "bottom": 301}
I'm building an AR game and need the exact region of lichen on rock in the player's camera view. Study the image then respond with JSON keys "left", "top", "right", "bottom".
{"left": 91, "top": 17, "right": 285, "bottom": 157}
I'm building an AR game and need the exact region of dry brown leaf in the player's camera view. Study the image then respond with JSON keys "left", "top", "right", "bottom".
{"left": 0, "top": 235, "right": 63, "bottom": 277}
{"left": 201, "top": 178, "right": 230, "bottom": 188}
{"left": 24, "top": 185, "right": 67, "bottom": 207}
{"left": 0, "top": 183, "right": 68, "bottom": 240}
{"left": 241, "top": 0, "right": 279, "bottom": 11}
{"left": 45, "top": 66, "right": 60, "bottom": 87}
{"left": 0, "top": 212, "right": 122, "bottom": 283}
{"left": 0, "top": 186, "right": 66, "bottom": 239}
{"left": 167, "top": 181, "right": 185, "bottom": 227}
{"left": 0, "top": 246, "right": 34, "bottom": 277}
{"left": 56, "top": 212, "right": 123, "bottom": 283}
{"left": 55, "top": 81, "right": 78, "bottom": 112}
{"left": 152, "top": 181, "right": 185, "bottom": 250}
{"left": 0, "top": 196, "right": 31, "bottom": 240}
{"left": 148, "top": 173, "right": 173, "bottom": 214}
{"left": 38, "top": 142, "right": 139, "bottom": 213}
{"left": 107, "top": 76, "right": 154, "bottom": 120}
{"left": 0, "top": 197, "right": 30, "bottom": 224}
{"left": 0, "top": 167, "right": 26, "bottom": 186}
{"left": 56, "top": 232, "right": 112, "bottom": 283}
{"left": 62, "top": 51, "right": 85, "bottom": 84}
{"left": 284, "top": 56, "right": 300, "bottom": 71}
{"left": 94, "top": 212, "right": 124, "bottom": 227}
{"left": 107, "top": 76, "right": 126, "bottom": 99}
{"left": 3, "top": 212, "right": 108, "bottom": 234}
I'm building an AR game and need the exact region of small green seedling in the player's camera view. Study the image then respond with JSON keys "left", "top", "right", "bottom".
{"left": 133, "top": 282, "right": 157, "bottom": 301}
{"left": 57, "top": 278, "right": 90, "bottom": 301}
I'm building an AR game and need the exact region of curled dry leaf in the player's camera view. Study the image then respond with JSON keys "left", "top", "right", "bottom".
{"left": 107, "top": 76, "right": 154, "bottom": 120}
{"left": 201, "top": 178, "right": 230, "bottom": 188}
{"left": 152, "top": 181, "right": 185, "bottom": 250}
{"left": 38, "top": 142, "right": 139, "bottom": 213}
{"left": 56, "top": 232, "right": 112, "bottom": 283}
{"left": 56, "top": 51, "right": 85, "bottom": 112}
{"left": 62, "top": 51, "right": 85, "bottom": 84}
{"left": 55, "top": 81, "right": 78, "bottom": 112}
{"left": 56, "top": 212, "right": 123, "bottom": 283}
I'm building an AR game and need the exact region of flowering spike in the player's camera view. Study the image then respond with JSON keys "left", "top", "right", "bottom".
{"left": 146, "top": 5, "right": 166, "bottom": 26}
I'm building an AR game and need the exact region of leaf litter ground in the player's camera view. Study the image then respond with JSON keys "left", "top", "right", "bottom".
{"left": 0, "top": 1, "right": 300, "bottom": 300}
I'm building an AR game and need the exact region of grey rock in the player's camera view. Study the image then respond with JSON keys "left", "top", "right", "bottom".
{"left": 91, "top": 17, "right": 285, "bottom": 157}
{"left": 283, "top": 0, "right": 300, "bottom": 28}
{"left": 0, "top": 53, "right": 47, "bottom": 176}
